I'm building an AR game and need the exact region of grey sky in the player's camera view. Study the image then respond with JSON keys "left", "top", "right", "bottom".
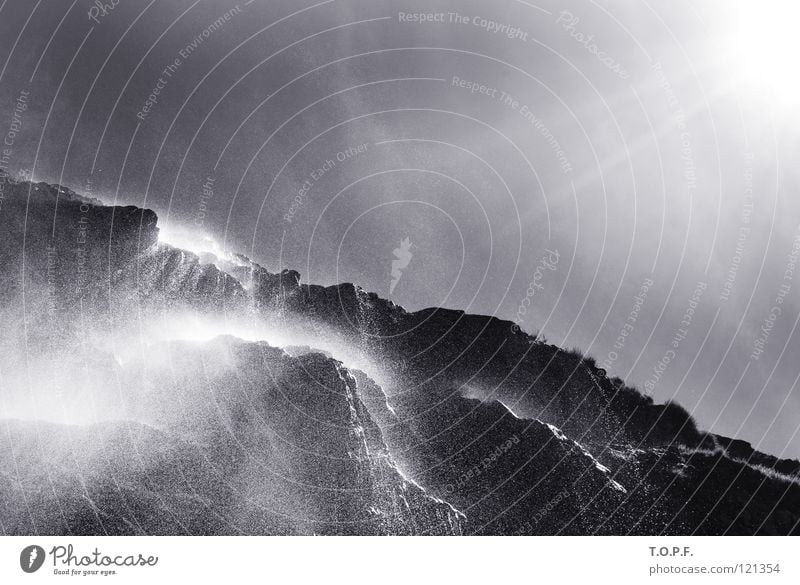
{"left": 1, "top": 0, "right": 798, "bottom": 457}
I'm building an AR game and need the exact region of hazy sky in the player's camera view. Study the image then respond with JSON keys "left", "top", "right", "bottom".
{"left": 1, "top": 0, "right": 799, "bottom": 457}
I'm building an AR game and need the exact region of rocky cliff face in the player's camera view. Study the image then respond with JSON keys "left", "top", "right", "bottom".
{"left": 0, "top": 338, "right": 462, "bottom": 535}
{"left": 0, "top": 175, "right": 797, "bottom": 535}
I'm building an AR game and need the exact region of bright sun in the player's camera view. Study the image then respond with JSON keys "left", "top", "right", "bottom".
{"left": 731, "top": 0, "right": 800, "bottom": 102}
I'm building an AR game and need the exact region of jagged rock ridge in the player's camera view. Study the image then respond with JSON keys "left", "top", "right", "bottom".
{"left": 0, "top": 176, "right": 798, "bottom": 535}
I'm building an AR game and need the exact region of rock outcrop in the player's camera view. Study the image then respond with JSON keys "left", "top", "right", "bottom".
{"left": 0, "top": 175, "right": 797, "bottom": 535}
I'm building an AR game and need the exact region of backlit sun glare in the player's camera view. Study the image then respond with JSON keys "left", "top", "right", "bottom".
{"left": 730, "top": 0, "right": 800, "bottom": 103}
